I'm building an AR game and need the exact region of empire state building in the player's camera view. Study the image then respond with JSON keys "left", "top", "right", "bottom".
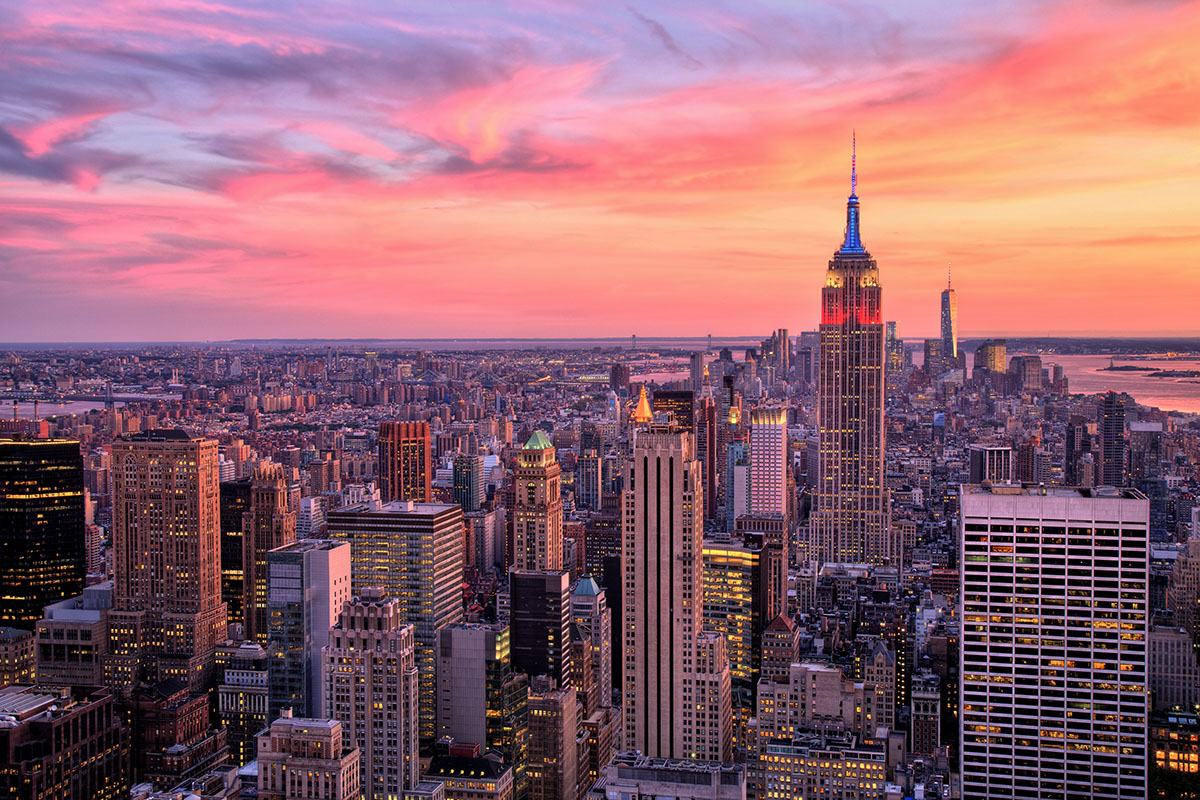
{"left": 810, "top": 145, "right": 891, "bottom": 564}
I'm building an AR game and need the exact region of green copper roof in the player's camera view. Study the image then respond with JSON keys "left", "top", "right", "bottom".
{"left": 572, "top": 575, "right": 602, "bottom": 596}
{"left": 523, "top": 430, "right": 553, "bottom": 450}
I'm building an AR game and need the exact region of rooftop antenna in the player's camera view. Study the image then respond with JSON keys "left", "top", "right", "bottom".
{"left": 851, "top": 130, "right": 857, "bottom": 196}
{"left": 948, "top": 261, "right": 952, "bottom": 289}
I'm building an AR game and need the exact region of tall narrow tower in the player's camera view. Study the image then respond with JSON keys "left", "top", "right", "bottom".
{"left": 513, "top": 431, "right": 563, "bottom": 571}
{"left": 811, "top": 140, "right": 890, "bottom": 565}
{"left": 242, "top": 462, "right": 296, "bottom": 643}
{"left": 940, "top": 263, "right": 958, "bottom": 363}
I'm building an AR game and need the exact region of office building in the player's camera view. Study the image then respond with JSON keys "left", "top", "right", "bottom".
{"left": 527, "top": 677, "right": 577, "bottom": 800}
{"left": 454, "top": 454, "right": 485, "bottom": 513}
{"left": 328, "top": 500, "right": 464, "bottom": 740}
{"left": 810, "top": 156, "right": 890, "bottom": 565}
{"left": 653, "top": 390, "right": 695, "bottom": 433}
{"left": 0, "top": 685, "right": 129, "bottom": 800}
{"left": 690, "top": 352, "right": 706, "bottom": 392}
{"left": 256, "top": 713, "right": 361, "bottom": 800}
{"left": 941, "top": 272, "right": 958, "bottom": 363}
{"left": 1149, "top": 625, "right": 1200, "bottom": 712}
{"left": 0, "top": 438, "right": 85, "bottom": 629}
{"left": 975, "top": 339, "right": 1006, "bottom": 373}
{"left": 109, "top": 430, "right": 227, "bottom": 692}
{"left": 910, "top": 671, "right": 941, "bottom": 756}
{"left": 512, "top": 432, "right": 563, "bottom": 571}
{"left": 959, "top": 484, "right": 1149, "bottom": 800}
{"left": 35, "top": 581, "right": 112, "bottom": 687}
{"left": 219, "top": 477, "right": 253, "bottom": 625}
{"left": 753, "top": 733, "right": 885, "bottom": 800}
{"left": 379, "top": 421, "right": 432, "bottom": 503}
{"left": 747, "top": 408, "right": 788, "bottom": 519}
{"left": 968, "top": 444, "right": 1014, "bottom": 485}
{"left": 243, "top": 463, "right": 297, "bottom": 642}
{"left": 266, "top": 539, "right": 351, "bottom": 720}
{"left": 570, "top": 576, "right": 612, "bottom": 708}
{"left": 0, "top": 627, "right": 35, "bottom": 688}
{"left": 324, "top": 588, "right": 421, "bottom": 798}
{"left": 598, "top": 753, "right": 746, "bottom": 800}
{"left": 577, "top": 450, "right": 603, "bottom": 511}
{"left": 435, "top": 623, "right": 529, "bottom": 798}
{"left": 510, "top": 570, "right": 572, "bottom": 687}
{"left": 623, "top": 425, "right": 732, "bottom": 761}
{"left": 1099, "top": 391, "right": 1128, "bottom": 487}
{"left": 216, "top": 641, "right": 268, "bottom": 767}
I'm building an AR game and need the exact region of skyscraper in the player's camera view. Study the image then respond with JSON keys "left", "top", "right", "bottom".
{"left": 940, "top": 267, "right": 958, "bottom": 363}
{"left": 453, "top": 454, "right": 485, "bottom": 513}
{"left": 622, "top": 425, "right": 732, "bottom": 760}
{"left": 255, "top": 714, "right": 361, "bottom": 800}
{"left": 379, "top": 421, "right": 432, "bottom": 503}
{"left": 526, "top": 677, "right": 577, "bottom": 800}
{"left": 652, "top": 390, "right": 695, "bottom": 433}
{"left": 512, "top": 432, "right": 563, "bottom": 572}
{"left": 509, "top": 570, "right": 572, "bottom": 688}
{"left": 811, "top": 145, "right": 890, "bottom": 565}
{"left": 1099, "top": 391, "right": 1128, "bottom": 487}
{"left": 108, "top": 430, "right": 227, "bottom": 692}
{"left": 324, "top": 588, "right": 421, "bottom": 798}
{"left": 689, "top": 352, "right": 706, "bottom": 392}
{"left": 327, "top": 500, "right": 464, "bottom": 741}
{"left": 747, "top": 407, "right": 788, "bottom": 519}
{"left": 0, "top": 438, "right": 86, "bottom": 629}
{"left": 243, "top": 463, "right": 297, "bottom": 642}
{"left": 959, "top": 484, "right": 1149, "bottom": 800}
{"left": 266, "top": 539, "right": 351, "bottom": 720}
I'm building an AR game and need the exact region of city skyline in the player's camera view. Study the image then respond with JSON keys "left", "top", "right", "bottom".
{"left": 3, "top": 1, "right": 1200, "bottom": 341}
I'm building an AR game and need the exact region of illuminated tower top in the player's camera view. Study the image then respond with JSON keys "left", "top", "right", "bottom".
{"left": 837, "top": 132, "right": 868, "bottom": 257}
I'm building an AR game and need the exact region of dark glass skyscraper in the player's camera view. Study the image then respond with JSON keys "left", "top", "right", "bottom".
{"left": 811, "top": 146, "right": 890, "bottom": 565}
{"left": 0, "top": 438, "right": 86, "bottom": 629}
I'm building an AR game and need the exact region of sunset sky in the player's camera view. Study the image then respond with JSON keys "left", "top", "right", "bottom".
{"left": 2, "top": 0, "right": 1198, "bottom": 342}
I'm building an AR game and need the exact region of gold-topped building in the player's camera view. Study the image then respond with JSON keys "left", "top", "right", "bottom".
{"left": 512, "top": 431, "right": 563, "bottom": 572}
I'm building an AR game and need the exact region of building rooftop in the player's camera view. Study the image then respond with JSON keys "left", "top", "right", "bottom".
{"left": 523, "top": 430, "right": 553, "bottom": 450}
{"left": 332, "top": 500, "right": 459, "bottom": 515}
{"left": 962, "top": 483, "right": 1146, "bottom": 500}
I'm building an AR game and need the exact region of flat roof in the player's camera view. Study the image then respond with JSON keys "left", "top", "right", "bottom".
{"left": 962, "top": 483, "right": 1146, "bottom": 500}
{"left": 332, "top": 501, "right": 459, "bottom": 515}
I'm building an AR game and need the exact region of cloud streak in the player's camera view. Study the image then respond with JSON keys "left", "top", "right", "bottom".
{"left": 1, "top": 0, "right": 1198, "bottom": 340}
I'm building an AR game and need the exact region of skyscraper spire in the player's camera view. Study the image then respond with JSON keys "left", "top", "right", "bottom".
{"left": 948, "top": 261, "right": 952, "bottom": 289}
{"left": 851, "top": 130, "right": 857, "bottom": 197}
{"left": 838, "top": 133, "right": 866, "bottom": 256}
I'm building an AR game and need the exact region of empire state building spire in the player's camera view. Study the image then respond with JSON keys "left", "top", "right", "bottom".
{"left": 838, "top": 133, "right": 868, "bottom": 256}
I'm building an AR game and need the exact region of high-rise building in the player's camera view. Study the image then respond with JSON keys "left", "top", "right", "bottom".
{"left": 35, "top": 582, "right": 111, "bottom": 687}
{"left": 453, "top": 454, "right": 485, "bottom": 513}
{"left": 435, "top": 623, "right": 529, "bottom": 798}
{"left": 623, "top": 425, "right": 732, "bottom": 761}
{"left": 968, "top": 444, "right": 1014, "bottom": 485}
{"left": 0, "top": 685, "right": 129, "bottom": 800}
{"left": 577, "top": 450, "right": 603, "bottom": 511}
{"left": 512, "top": 432, "right": 563, "bottom": 571}
{"left": 324, "top": 588, "right": 421, "bottom": 798}
{"left": 256, "top": 713, "right": 361, "bottom": 800}
{"left": 216, "top": 641, "right": 269, "bottom": 767}
{"left": 327, "top": 500, "right": 464, "bottom": 741}
{"left": 810, "top": 150, "right": 890, "bottom": 565}
{"left": 526, "top": 677, "right": 577, "bottom": 800}
{"left": 126, "top": 678, "right": 229, "bottom": 788}
{"left": 379, "top": 421, "right": 432, "bottom": 503}
{"left": 219, "top": 476, "right": 253, "bottom": 625}
{"left": 940, "top": 271, "right": 958, "bottom": 363}
{"left": 1099, "top": 391, "right": 1128, "bottom": 487}
{"left": 690, "top": 352, "right": 706, "bottom": 392}
{"left": 910, "top": 671, "right": 941, "bottom": 756}
{"left": 509, "top": 570, "right": 572, "bottom": 688}
{"left": 974, "top": 339, "right": 1006, "bottom": 373}
{"left": 570, "top": 576, "right": 612, "bottom": 709}
{"left": 266, "top": 539, "right": 351, "bottom": 720}
{"left": 243, "top": 463, "right": 297, "bottom": 643}
{"left": 0, "top": 438, "right": 86, "bottom": 629}
{"left": 959, "top": 484, "right": 1149, "bottom": 800}
{"left": 653, "top": 390, "right": 695, "bottom": 435}
{"left": 747, "top": 408, "right": 788, "bottom": 519}
{"left": 108, "top": 430, "right": 227, "bottom": 692}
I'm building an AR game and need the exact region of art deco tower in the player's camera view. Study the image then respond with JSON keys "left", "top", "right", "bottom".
{"left": 811, "top": 142, "right": 891, "bottom": 564}
{"left": 513, "top": 431, "right": 563, "bottom": 571}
